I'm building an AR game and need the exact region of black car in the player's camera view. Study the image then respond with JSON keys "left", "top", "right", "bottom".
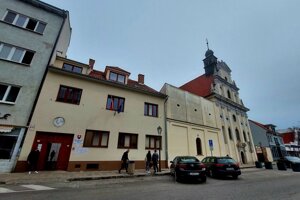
{"left": 283, "top": 156, "right": 300, "bottom": 168}
{"left": 202, "top": 156, "right": 241, "bottom": 179}
{"left": 170, "top": 156, "right": 206, "bottom": 182}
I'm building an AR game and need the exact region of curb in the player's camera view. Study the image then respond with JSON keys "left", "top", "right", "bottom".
{"left": 67, "top": 172, "right": 171, "bottom": 182}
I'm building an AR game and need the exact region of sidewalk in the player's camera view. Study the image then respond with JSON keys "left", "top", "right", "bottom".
{"left": 0, "top": 165, "right": 256, "bottom": 185}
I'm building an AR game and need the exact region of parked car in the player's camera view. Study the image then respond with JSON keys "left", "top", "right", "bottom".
{"left": 170, "top": 156, "right": 206, "bottom": 182}
{"left": 283, "top": 156, "right": 300, "bottom": 168}
{"left": 202, "top": 156, "right": 241, "bottom": 179}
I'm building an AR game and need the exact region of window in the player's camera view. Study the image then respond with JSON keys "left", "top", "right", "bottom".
{"left": 56, "top": 85, "right": 82, "bottom": 105}
{"left": 243, "top": 131, "right": 247, "bottom": 142}
{"left": 0, "top": 135, "right": 18, "bottom": 159}
{"left": 144, "top": 103, "right": 158, "bottom": 117}
{"left": 227, "top": 90, "right": 231, "bottom": 99}
{"left": 3, "top": 10, "right": 46, "bottom": 34}
{"left": 228, "top": 128, "right": 233, "bottom": 140}
{"left": 0, "top": 42, "right": 34, "bottom": 65}
{"left": 222, "top": 126, "right": 227, "bottom": 144}
{"left": 106, "top": 95, "right": 125, "bottom": 112}
{"left": 83, "top": 130, "right": 109, "bottom": 147}
{"left": 118, "top": 133, "right": 138, "bottom": 149}
{"left": 62, "top": 63, "right": 83, "bottom": 73}
{"left": 235, "top": 128, "right": 240, "bottom": 141}
{"left": 109, "top": 72, "right": 125, "bottom": 84}
{"left": 232, "top": 114, "right": 236, "bottom": 122}
{"left": 145, "top": 135, "right": 161, "bottom": 149}
{"left": 0, "top": 84, "right": 20, "bottom": 104}
{"left": 196, "top": 138, "right": 202, "bottom": 155}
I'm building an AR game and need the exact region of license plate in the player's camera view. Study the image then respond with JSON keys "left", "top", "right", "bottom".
{"left": 226, "top": 168, "right": 234, "bottom": 170}
{"left": 190, "top": 172, "right": 199, "bottom": 176}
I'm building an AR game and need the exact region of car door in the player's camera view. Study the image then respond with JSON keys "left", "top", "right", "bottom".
{"left": 170, "top": 157, "right": 178, "bottom": 174}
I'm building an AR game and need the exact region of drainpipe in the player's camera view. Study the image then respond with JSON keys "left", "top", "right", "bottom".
{"left": 163, "top": 95, "right": 169, "bottom": 167}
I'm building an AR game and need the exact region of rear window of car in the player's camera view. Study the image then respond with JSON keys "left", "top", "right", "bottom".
{"left": 179, "top": 157, "right": 199, "bottom": 162}
{"left": 286, "top": 156, "right": 300, "bottom": 162}
{"left": 217, "top": 158, "right": 236, "bottom": 164}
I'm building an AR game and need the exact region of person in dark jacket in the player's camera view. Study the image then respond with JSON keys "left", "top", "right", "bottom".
{"left": 152, "top": 150, "right": 159, "bottom": 173}
{"left": 145, "top": 150, "right": 152, "bottom": 173}
{"left": 27, "top": 148, "right": 40, "bottom": 174}
{"left": 119, "top": 149, "right": 129, "bottom": 173}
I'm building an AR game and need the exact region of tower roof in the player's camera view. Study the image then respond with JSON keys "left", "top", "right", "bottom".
{"left": 205, "top": 49, "right": 214, "bottom": 58}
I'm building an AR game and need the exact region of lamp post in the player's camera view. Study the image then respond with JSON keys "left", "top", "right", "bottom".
{"left": 157, "top": 126, "right": 162, "bottom": 172}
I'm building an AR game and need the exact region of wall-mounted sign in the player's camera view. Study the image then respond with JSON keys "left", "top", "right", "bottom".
{"left": 53, "top": 117, "right": 65, "bottom": 127}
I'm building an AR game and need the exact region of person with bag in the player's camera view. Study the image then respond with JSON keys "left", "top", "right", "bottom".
{"left": 119, "top": 149, "right": 129, "bottom": 173}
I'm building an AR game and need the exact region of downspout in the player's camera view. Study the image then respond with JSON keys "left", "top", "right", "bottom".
{"left": 164, "top": 95, "right": 169, "bottom": 167}
{"left": 17, "top": 11, "right": 68, "bottom": 158}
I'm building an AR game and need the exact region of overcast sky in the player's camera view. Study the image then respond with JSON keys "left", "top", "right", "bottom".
{"left": 44, "top": 0, "right": 300, "bottom": 130}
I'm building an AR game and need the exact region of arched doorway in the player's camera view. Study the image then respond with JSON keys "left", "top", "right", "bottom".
{"left": 240, "top": 151, "right": 246, "bottom": 164}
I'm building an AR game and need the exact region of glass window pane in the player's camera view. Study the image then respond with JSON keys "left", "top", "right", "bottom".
{"left": 101, "top": 132, "right": 108, "bottom": 146}
{"left": 156, "top": 138, "right": 160, "bottom": 148}
{"left": 109, "top": 72, "right": 117, "bottom": 81}
{"left": 26, "top": 18, "right": 37, "bottom": 30}
{"left": 0, "top": 44, "right": 12, "bottom": 59}
{"left": 117, "top": 75, "right": 125, "bottom": 83}
{"left": 62, "top": 63, "right": 73, "bottom": 71}
{"left": 145, "top": 136, "right": 149, "bottom": 148}
{"left": 149, "top": 105, "right": 152, "bottom": 116}
{"left": 92, "top": 133, "right": 100, "bottom": 146}
{"left": 57, "top": 87, "right": 66, "bottom": 100}
{"left": 0, "top": 84, "right": 8, "bottom": 100}
{"left": 21, "top": 51, "right": 34, "bottom": 64}
{"left": 144, "top": 104, "right": 148, "bottom": 115}
{"left": 6, "top": 86, "right": 20, "bottom": 102}
{"left": 106, "top": 97, "right": 112, "bottom": 109}
{"left": 36, "top": 22, "right": 46, "bottom": 33}
{"left": 73, "top": 66, "right": 82, "bottom": 73}
{"left": 153, "top": 105, "right": 157, "bottom": 117}
{"left": 113, "top": 98, "right": 119, "bottom": 110}
{"left": 15, "top": 15, "right": 27, "bottom": 27}
{"left": 124, "top": 135, "right": 130, "bottom": 147}
{"left": 150, "top": 137, "right": 155, "bottom": 148}
{"left": 11, "top": 48, "right": 24, "bottom": 62}
{"left": 3, "top": 11, "right": 16, "bottom": 24}
{"left": 0, "top": 135, "right": 18, "bottom": 159}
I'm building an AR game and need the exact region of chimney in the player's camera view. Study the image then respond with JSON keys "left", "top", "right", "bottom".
{"left": 138, "top": 74, "right": 144, "bottom": 84}
{"left": 89, "top": 59, "right": 95, "bottom": 69}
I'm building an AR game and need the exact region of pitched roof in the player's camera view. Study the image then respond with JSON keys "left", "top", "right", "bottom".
{"left": 179, "top": 74, "right": 214, "bottom": 97}
{"left": 249, "top": 120, "right": 269, "bottom": 131}
{"left": 89, "top": 69, "right": 161, "bottom": 95}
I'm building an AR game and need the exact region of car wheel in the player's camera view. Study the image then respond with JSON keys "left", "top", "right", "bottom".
{"left": 175, "top": 171, "right": 180, "bottom": 182}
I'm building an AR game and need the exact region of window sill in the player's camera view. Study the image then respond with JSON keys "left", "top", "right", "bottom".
{"left": 0, "top": 58, "right": 30, "bottom": 67}
{"left": 0, "top": 21, "right": 44, "bottom": 35}
{"left": 0, "top": 101, "right": 16, "bottom": 105}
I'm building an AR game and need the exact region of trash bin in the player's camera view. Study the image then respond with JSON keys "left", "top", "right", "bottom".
{"left": 276, "top": 160, "right": 287, "bottom": 171}
{"left": 127, "top": 161, "right": 135, "bottom": 174}
{"left": 255, "top": 161, "right": 262, "bottom": 168}
{"left": 264, "top": 161, "right": 273, "bottom": 169}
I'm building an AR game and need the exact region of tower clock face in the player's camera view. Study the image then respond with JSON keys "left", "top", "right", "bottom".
{"left": 53, "top": 117, "right": 65, "bottom": 127}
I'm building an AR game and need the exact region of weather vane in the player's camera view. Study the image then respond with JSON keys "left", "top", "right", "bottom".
{"left": 206, "top": 38, "right": 209, "bottom": 50}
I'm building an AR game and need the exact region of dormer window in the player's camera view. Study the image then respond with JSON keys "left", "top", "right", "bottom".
{"left": 109, "top": 72, "right": 125, "bottom": 84}
{"left": 62, "top": 63, "right": 82, "bottom": 74}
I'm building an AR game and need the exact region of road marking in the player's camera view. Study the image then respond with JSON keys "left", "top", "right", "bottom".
{"left": 21, "top": 184, "right": 55, "bottom": 190}
{"left": 0, "top": 184, "right": 55, "bottom": 194}
{"left": 0, "top": 187, "right": 14, "bottom": 193}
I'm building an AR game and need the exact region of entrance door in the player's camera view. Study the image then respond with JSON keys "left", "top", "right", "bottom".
{"left": 241, "top": 151, "right": 246, "bottom": 164}
{"left": 32, "top": 132, "right": 74, "bottom": 171}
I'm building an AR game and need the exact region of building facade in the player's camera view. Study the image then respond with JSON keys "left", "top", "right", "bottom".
{"left": 179, "top": 48, "right": 257, "bottom": 165}
{"left": 160, "top": 84, "right": 222, "bottom": 164}
{"left": 0, "top": 0, "right": 71, "bottom": 172}
{"left": 15, "top": 56, "right": 167, "bottom": 172}
{"left": 278, "top": 128, "right": 300, "bottom": 157}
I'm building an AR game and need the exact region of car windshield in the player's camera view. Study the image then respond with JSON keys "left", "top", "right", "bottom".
{"left": 179, "top": 157, "right": 199, "bottom": 163}
{"left": 217, "top": 158, "right": 236, "bottom": 164}
{"left": 285, "top": 156, "right": 300, "bottom": 162}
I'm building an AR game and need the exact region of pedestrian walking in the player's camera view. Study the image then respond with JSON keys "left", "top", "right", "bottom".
{"left": 145, "top": 150, "right": 152, "bottom": 173}
{"left": 27, "top": 148, "right": 40, "bottom": 174}
{"left": 119, "top": 149, "right": 129, "bottom": 173}
{"left": 152, "top": 149, "right": 159, "bottom": 173}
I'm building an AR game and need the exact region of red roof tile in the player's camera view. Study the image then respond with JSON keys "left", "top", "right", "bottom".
{"left": 179, "top": 74, "right": 214, "bottom": 97}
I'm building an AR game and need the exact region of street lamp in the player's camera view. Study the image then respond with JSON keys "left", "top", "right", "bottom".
{"left": 157, "top": 126, "right": 162, "bottom": 172}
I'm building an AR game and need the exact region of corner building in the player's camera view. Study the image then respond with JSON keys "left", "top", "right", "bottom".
{"left": 180, "top": 48, "right": 257, "bottom": 165}
{"left": 0, "top": 0, "right": 71, "bottom": 172}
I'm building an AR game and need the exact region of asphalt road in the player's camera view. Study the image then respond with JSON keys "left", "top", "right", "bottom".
{"left": 1, "top": 168, "right": 300, "bottom": 200}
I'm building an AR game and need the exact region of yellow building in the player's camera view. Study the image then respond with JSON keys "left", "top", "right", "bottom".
{"left": 15, "top": 56, "right": 167, "bottom": 172}
{"left": 160, "top": 84, "right": 222, "bottom": 164}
